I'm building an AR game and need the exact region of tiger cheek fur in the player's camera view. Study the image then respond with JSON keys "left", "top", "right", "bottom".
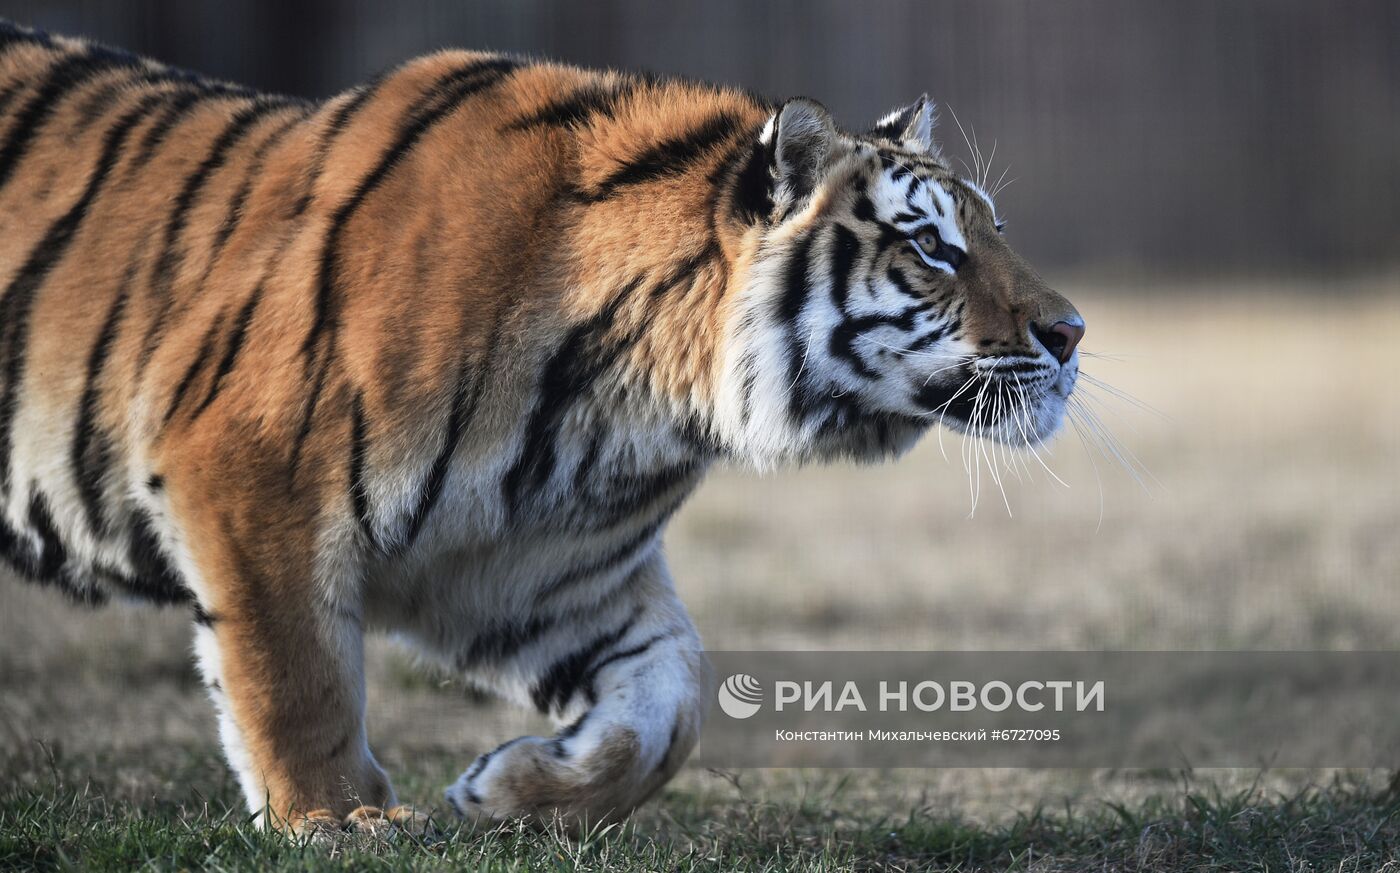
{"left": 0, "top": 18, "right": 1078, "bottom": 831}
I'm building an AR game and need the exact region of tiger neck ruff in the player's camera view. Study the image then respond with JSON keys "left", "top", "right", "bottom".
{"left": 0, "top": 19, "right": 1083, "bottom": 832}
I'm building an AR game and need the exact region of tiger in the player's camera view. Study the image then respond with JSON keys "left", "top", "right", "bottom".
{"left": 0, "top": 19, "right": 1084, "bottom": 833}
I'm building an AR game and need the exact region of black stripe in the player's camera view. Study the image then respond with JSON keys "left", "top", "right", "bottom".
{"left": 287, "top": 351, "right": 330, "bottom": 477}
{"left": 550, "top": 710, "right": 590, "bottom": 757}
{"left": 724, "top": 133, "right": 775, "bottom": 225}
{"left": 126, "top": 72, "right": 265, "bottom": 170}
{"left": 885, "top": 266, "right": 922, "bottom": 302}
{"left": 292, "top": 60, "right": 517, "bottom": 470}
{"left": 777, "top": 233, "right": 816, "bottom": 422}
{"left": 0, "top": 80, "right": 24, "bottom": 120}
{"left": 459, "top": 615, "right": 557, "bottom": 667}
{"left": 828, "top": 224, "right": 860, "bottom": 312}
{"left": 393, "top": 309, "right": 503, "bottom": 553}
{"left": 579, "top": 631, "right": 672, "bottom": 704}
{"left": 505, "top": 81, "right": 634, "bottom": 131}
{"left": 904, "top": 173, "right": 922, "bottom": 205}
{"left": 72, "top": 272, "right": 135, "bottom": 535}
{"left": 530, "top": 606, "right": 641, "bottom": 715}
{"left": 71, "top": 79, "right": 127, "bottom": 133}
{"left": 577, "top": 461, "right": 698, "bottom": 531}
{"left": 130, "top": 89, "right": 209, "bottom": 167}
{"left": 583, "top": 111, "right": 741, "bottom": 201}
{"left": 881, "top": 153, "right": 914, "bottom": 182}
{"left": 192, "top": 602, "right": 218, "bottom": 626}
{"left": 777, "top": 233, "right": 814, "bottom": 325}
{"left": 0, "top": 94, "right": 167, "bottom": 495}
{"left": 534, "top": 519, "right": 664, "bottom": 604}
{"left": 905, "top": 324, "right": 948, "bottom": 353}
{"left": 826, "top": 224, "right": 881, "bottom": 379}
{"left": 26, "top": 490, "right": 65, "bottom": 581}
{"left": 830, "top": 308, "right": 921, "bottom": 384}
{"left": 137, "top": 99, "right": 291, "bottom": 376}
{"left": 2, "top": 513, "right": 106, "bottom": 604}
{"left": 737, "top": 349, "right": 758, "bottom": 425}
{"left": 191, "top": 286, "right": 262, "bottom": 420}
{"left": 303, "top": 58, "right": 518, "bottom": 360}
{"left": 348, "top": 393, "right": 375, "bottom": 548}
{"left": 198, "top": 111, "right": 306, "bottom": 287}
{"left": 292, "top": 76, "right": 384, "bottom": 216}
{"left": 501, "top": 277, "right": 642, "bottom": 515}
{"left": 162, "top": 309, "right": 226, "bottom": 425}
{"left": 648, "top": 239, "right": 721, "bottom": 301}
{"left": 126, "top": 507, "right": 191, "bottom": 605}
{"left": 69, "top": 65, "right": 210, "bottom": 130}
{"left": 0, "top": 45, "right": 143, "bottom": 193}
{"left": 850, "top": 194, "right": 877, "bottom": 225}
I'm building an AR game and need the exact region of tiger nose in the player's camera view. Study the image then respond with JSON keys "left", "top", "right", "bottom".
{"left": 1031, "top": 319, "right": 1085, "bottom": 364}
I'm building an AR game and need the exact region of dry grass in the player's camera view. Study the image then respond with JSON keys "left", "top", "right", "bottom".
{"left": 2, "top": 277, "right": 1399, "bottom": 870}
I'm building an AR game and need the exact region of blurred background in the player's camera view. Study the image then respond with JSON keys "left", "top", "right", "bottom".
{"left": 2, "top": 0, "right": 1397, "bottom": 276}
{"left": 1, "top": 0, "right": 1398, "bottom": 833}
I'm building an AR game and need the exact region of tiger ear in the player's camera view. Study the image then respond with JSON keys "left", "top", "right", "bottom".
{"left": 762, "top": 98, "right": 838, "bottom": 212}
{"left": 868, "top": 94, "right": 938, "bottom": 155}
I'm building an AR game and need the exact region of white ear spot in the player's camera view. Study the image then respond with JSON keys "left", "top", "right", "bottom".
{"left": 870, "top": 94, "right": 939, "bottom": 155}
{"left": 758, "top": 113, "right": 777, "bottom": 146}
{"left": 874, "top": 107, "right": 906, "bottom": 129}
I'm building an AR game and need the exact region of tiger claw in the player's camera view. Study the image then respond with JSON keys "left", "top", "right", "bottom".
{"left": 343, "top": 804, "right": 438, "bottom": 836}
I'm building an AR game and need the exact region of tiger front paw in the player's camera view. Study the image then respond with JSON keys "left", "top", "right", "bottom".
{"left": 444, "top": 729, "right": 656, "bottom": 831}
{"left": 343, "top": 804, "right": 439, "bottom": 836}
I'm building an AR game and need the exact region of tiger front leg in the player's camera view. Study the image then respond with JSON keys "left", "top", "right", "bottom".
{"left": 189, "top": 560, "right": 405, "bottom": 835}
{"left": 167, "top": 459, "right": 409, "bottom": 835}
{"left": 445, "top": 555, "right": 710, "bottom": 829}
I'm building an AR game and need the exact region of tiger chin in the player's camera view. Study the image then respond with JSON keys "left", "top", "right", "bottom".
{"left": 0, "top": 19, "right": 1084, "bottom": 834}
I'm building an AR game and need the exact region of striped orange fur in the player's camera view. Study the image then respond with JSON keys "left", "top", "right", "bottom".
{"left": 0, "top": 19, "right": 1083, "bottom": 830}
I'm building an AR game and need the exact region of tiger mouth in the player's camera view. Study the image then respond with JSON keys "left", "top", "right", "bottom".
{"left": 909, "top": 364, "right": 1072, "bottom": 443}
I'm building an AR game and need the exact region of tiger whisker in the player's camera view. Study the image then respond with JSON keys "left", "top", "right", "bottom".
{"left": 974, "top": 381, "right": 1013, "bottom": 517}
{"left": 861, "top": 335, "right": 972, "bottom": 362}
{"left": 945, "top": 105, "right": 983, "bottom": 187}
{"left": 933, "top": 371, "right": 980, "bottom": 462}
{"left": 784, "top": 327, "right": 819, "bottom": 397}
{"left": 921, "top": 355, "right": 980, "bottom": 388}
{"left": 881, "top": 154, "right": 927, "bottom": 186}
{"left": 1077, "top": 372, "right": 1169, "bottom": 420}
{"left": 1068, "top": 396, "right": 1157, "bottom": 495}
{"left": 1011, "top": 374, "right": 1069, "bottom": 488}
{"left": 920, "top": 368, "right": 982, "bottom": 416}
{"left": 1076, "top": 351, "right": 1129, "bottom": 362}
{"left": 981, "top": 139, "right": 998, "bottom": 191}
{"left": 1065, "top": 406, "right": 1107, "bottom": 531}
{"left": 990, "top": 161, "right": 1014, "bottom": 199}
{"left": 1073, "top": 386, "right": 1152, "bottom": 443}
{"left": 991, "top": 175, "right": 1017, "bottom": 199}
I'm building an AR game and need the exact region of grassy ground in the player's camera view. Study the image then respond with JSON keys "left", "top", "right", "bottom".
{"left": 2, "top": 277, "right": 1399, "bottom": 870}
{"left": 4, "top": 754, "right": 1400, "bottom": 871}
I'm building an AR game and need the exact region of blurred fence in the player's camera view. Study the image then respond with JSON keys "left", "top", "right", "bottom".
{"left": 2, "top": 0, "right": 1396, "bottom": 277}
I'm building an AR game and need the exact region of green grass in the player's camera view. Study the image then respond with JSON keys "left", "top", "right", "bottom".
{"left": 3, "top": 746, "right": 1400, "bottom": 871}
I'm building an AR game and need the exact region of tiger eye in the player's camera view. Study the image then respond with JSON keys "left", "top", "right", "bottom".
{"left": 915, "top": 230, "right": 939, "bottom": 255}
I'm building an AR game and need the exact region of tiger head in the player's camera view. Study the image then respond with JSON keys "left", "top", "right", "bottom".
{"left": 718, "top": 96, "right": 1084, "bottom": 464}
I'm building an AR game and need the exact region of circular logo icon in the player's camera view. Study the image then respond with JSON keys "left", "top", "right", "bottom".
{"left": 718, "top": 673, "right": 763, "bottom": 719}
